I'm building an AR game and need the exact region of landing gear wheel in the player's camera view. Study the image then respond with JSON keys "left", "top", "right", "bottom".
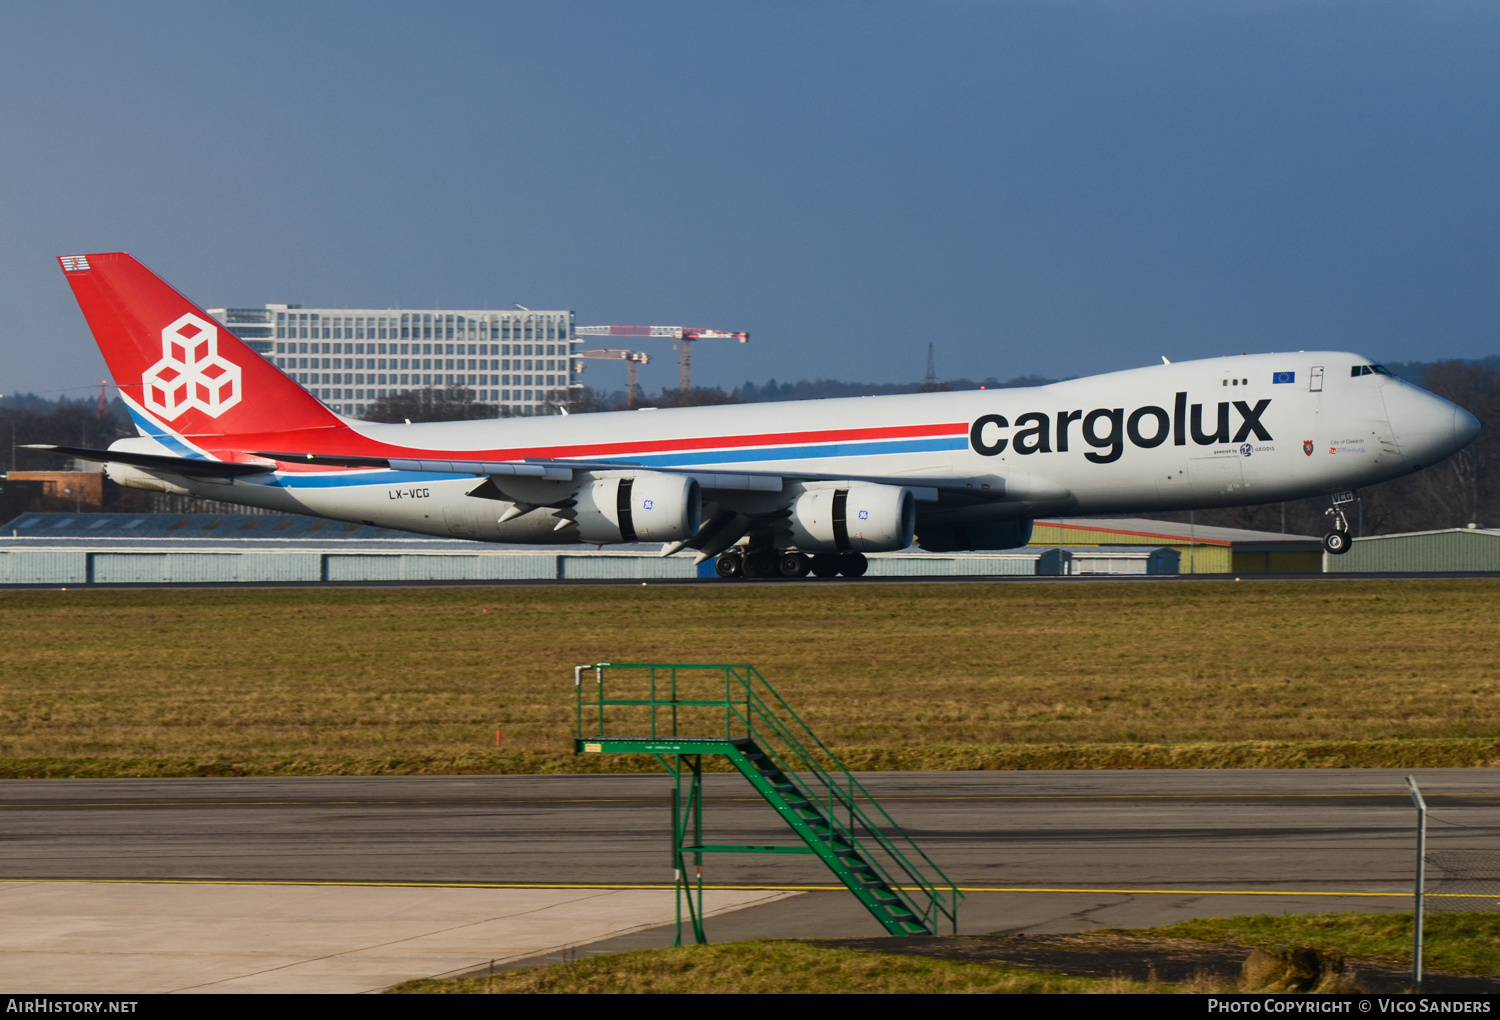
{"left": 714, "top": 552, "right": 743, "bottom": 579}
{"left": 836, "top": 551, "right": 868, "bottom": 577}
{"left": 779, "top": 552, "right": 811, "bottom": 579}
{"left": 1323, "top": 495, "right": 1355, "bottom": 556}
{"left": 809, "top": 553, "right": 840, "bottom": 578}
{"left": 743, "top": 550, "right": 778, "bottom": 578}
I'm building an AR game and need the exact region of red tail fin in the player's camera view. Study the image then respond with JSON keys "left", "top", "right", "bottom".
{"left": 59, "top": 252, "right": 340, "bottom": 440}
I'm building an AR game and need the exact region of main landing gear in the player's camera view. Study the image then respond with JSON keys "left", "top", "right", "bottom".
{"left": 1322, "top": 492, "right": 1356, "bottom": 555}
{"left": 714, "top": 547, "right": 867, "bottom": 580}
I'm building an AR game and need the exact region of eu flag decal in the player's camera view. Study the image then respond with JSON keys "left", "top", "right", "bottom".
{"left": 1272, "top": 371, "right": 1296, "bottom": 384}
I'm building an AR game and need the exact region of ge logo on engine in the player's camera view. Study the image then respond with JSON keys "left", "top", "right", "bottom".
{"left": 143, "top": 313, "right": 243, "bottom": 419}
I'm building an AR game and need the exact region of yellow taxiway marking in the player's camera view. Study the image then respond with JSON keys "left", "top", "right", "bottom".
{"left": 1, "top": 790, "right": 1497, "bottom": 809}
{"left": 0, "top": 878, "right": 1457, "bottom": 898}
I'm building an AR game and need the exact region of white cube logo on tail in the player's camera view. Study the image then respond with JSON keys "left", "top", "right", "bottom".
{"left": 142, "top": 314, "right": 242, "bottom": 419}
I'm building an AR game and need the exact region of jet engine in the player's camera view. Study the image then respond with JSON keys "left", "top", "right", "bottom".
{"left": 787, "top": 483, "right": 916, "bottom": 553}
{"left": 571, "top": 472, "right": 702, "bottom": 543}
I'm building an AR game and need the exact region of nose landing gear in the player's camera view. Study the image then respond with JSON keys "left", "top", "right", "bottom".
{"left": 1323, "top": 492, "right": 1356, "bottom": 555}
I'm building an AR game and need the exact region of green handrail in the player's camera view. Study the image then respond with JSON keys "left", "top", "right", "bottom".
{"left": 575, "top": 662, "right": 962, "bottom": 934}
{"left": 724, "top": 675, "right": 955, "bottom": 932}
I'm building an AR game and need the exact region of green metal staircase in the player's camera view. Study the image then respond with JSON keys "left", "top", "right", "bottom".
{"left": 573, "top": 663, "right": 962, "bottom": 944}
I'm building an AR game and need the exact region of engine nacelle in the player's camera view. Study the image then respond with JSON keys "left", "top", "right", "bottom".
{"left": 572, "top": 472, "right": 702, "bottom": 543}
{"left": 916, "top": 519, "right": 1033, "bottom": 552}
{"left": 787, "top": 483, "right": 916, "bottom": 553}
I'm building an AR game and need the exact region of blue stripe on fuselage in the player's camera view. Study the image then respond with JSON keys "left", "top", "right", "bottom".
{"left": 259, "top": 470, "right": 458, "bottom": 488}
{"left": 605, "top": 435, "right": 968, "bottom": 467}
{"left": 256, "top": 435, "right": 967, "bottom": 488}
{"left": 126, "top": 406, "right": 207, "bottom": 460}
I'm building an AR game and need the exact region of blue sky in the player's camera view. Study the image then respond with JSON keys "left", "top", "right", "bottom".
{"left": 2, "top": 1, "right": 1498, "bottom": 398}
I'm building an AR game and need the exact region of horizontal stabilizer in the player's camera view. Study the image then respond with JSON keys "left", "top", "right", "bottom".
{"left": 22, "top": 444, "right": 275, "bottom": 478}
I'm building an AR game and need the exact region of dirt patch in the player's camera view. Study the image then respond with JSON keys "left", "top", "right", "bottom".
{"left": 814, "top": 931, "right": 1500, "bottom": 993}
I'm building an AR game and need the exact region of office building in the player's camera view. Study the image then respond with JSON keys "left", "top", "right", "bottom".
{"left": 206, "top": 305, "right": 579, "bottom": 417}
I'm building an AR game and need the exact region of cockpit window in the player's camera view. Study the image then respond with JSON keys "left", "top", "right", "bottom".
{"left": 1351, "top": 364, "right": 1390, "bottom": 377}
{"left": 1372, "top": 364, "right": 1392, "bottom": 376}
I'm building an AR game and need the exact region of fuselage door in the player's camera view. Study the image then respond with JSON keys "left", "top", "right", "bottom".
{"left": 1310, "top": 366, "right": 1324, "bottom": 392}
{"left": 442, "top": 505, "right": 477, "bottom": 536}
{"left": 1188, "top": 455, "right": 1247, "bottom": 502}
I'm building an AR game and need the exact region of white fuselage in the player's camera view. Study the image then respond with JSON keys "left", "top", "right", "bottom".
{"left": 116, "top": 352, "right": 1477, "bottom": 545}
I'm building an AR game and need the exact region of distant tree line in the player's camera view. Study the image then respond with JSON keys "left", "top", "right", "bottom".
{"left": 562, "top": 374, "right": 1064, "bottom": 413}
{"left": 0, "top": 394, "right": 131, "bottom": 472}
{"left": 729, "top": 374, "right": 1061, "bottom": 403}
{"left": 361, "top": 386, "right": 499, "bottom": 423}
{"left": 0, "top": 394, "right": 139, "bottom": 518}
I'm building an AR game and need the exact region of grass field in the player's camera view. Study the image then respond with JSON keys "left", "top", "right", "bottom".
{"left": 3, "top": 578, "right": 1500, "bottom": 775}
{"left": 386, "top": 912, "right": 1500, "bottom": 993}
{"left": 1150, "top": 911, "right": 1500, "bottom": 976}
{"left": 386, "top": 941, "right": 1168, "bottom": 994}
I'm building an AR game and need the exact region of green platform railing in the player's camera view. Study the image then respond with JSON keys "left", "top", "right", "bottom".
{"left": 573, "top": 662, "right": 962, "bottom": 944}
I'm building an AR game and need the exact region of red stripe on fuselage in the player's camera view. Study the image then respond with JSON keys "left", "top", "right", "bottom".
{"left": 514, "top": 421, "right": 968, "bottom": 461}
{"left": 196, "top": 420, "right": 970, "bottom": 468}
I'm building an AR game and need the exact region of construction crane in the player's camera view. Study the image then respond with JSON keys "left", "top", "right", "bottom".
{"left": 574, "top": 325, "right": 747, "bottom": 392}
{"left": 573, "top": 348, "right": 651, "bottom": 408}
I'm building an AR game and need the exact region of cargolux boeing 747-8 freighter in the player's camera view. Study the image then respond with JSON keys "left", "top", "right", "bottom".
{"left": 32, "top": 252, "right": 1481, "bottom": 578}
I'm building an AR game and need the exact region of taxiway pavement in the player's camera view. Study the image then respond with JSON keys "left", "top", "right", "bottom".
{"left": 2, "top": 768, "right": 1495, "bottom": 988}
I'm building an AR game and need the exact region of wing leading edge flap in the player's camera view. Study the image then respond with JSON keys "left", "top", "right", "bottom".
{"left": 253, "top": 451, "right": 576, "bottom": 480}
{"left": 22, "top": 444, "right": 274, "bottom": 478}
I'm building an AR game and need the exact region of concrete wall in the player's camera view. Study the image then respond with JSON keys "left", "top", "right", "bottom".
{"left": 0, "top": 546, "right": 1046, "bottom": 585}
{"left": 1037, "top": 548, "right": 1180, "bottom": 576}
{"left": 865, "top": 554, "right": 1036, "bottom": 577}
{"left": 0, "top": 548, "right": 708, "bottom": 585}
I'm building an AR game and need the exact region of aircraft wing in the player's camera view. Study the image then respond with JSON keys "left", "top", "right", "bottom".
{"left": 252, "top": 450, "right": 791, "bottom": 492}
{"left": 22, "top": 444, "right": 276, "bottom": 478}
{"left": 37, "top": 443, "right": 959, "bottom": 502}
{"left": 252, "top": 450, "right": 957, "bottom": 499}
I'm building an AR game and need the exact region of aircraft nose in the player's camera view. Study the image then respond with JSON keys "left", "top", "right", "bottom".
{"left": 1456, "top": 405, "right": 1481, "bottom": 447}
{"left": 1382, "top": 382, "right": 1481, "bottom": 464}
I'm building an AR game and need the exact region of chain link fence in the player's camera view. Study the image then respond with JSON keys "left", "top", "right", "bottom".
{"left": 1426, "top": 850, "right": 1500, "bottom": 912}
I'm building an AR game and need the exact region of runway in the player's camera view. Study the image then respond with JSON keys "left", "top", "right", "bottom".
{"left": 2, "top": 768, "right": 1496, "bottom": 989}
{"left": 8, "top": 572, "right": 1500, "bottom": 591}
